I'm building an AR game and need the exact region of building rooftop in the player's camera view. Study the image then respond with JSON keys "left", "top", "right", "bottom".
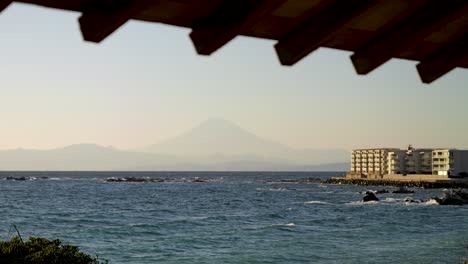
{"left": 4, "top": 0, "right": 467, "bottom": 83}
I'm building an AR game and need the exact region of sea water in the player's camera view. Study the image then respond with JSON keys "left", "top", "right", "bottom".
{"left": 1, "top": 171, "right": 467, "bottom": 264}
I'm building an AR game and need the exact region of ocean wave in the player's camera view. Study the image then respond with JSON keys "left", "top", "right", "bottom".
{"left": 271, "top": 223, "right": 296, "bottom": 227}
{"left": 346, "top": 200, "right": 379, "bottom": 205}
{"left": 49, "top": 177, "right": 63, "bottom": 181}
{"left": 382, "top": 197, "right": 401, "bottom": 203}
{"left": 256, "top": 188, "right": 290, "bottom": 192}
{"left": 304, "top": 200, "right": 330, "bottom": 205}
{"left": 404, "top": 198, "right": 439, "bottom": 206}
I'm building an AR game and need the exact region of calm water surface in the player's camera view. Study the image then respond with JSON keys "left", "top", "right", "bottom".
{"left": 1, "top": 171, "right": 467, "bottom": 263}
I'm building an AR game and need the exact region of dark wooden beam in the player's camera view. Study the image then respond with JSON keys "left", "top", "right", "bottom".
{"left": 274, "top": 0, "right": 373, "bottom": 66}
{"left": 0, "top": 0, "right": 12, "bottom": 12}
{"left": 79, "top": 0, "right": 154, "bottom": 43}
{"left": 417, "top": 34, "right": 468, "bottom": 84}
{"left": 351, "top": 0, "right": 467, "bottom": 75}
{"left": 189, "top": 0, "right": 286, "bottom": 56}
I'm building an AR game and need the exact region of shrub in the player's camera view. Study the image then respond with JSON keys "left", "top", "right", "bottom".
{"left": 0, "top": 236, "right": 107, "bottom": 264}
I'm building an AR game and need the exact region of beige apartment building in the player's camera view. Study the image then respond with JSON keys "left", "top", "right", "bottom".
{"left": 432, "top": 149, "right": 468, "bottom": 177}
{"left": 350, "top": 146, "right": 468, "bottom": 178}
{"left": 350, "top": 148, "right": 399, "bottom": 176}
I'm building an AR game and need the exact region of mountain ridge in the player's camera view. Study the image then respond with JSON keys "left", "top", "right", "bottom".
{"left": 0, "top": 143, "right": 349, "bottom": 171}
{"left": 143, "top": 118, "right": 349, "bottom": 165}
{"left": 0, "top": 119, "right": 350, "bottom": 171}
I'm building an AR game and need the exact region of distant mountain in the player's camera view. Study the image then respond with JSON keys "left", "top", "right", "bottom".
{"left": 143, "top": 118, "right": 349, "bottom": 165}
{"left": 0, "top": 144, "right": 177, "bottom": 171}
{"left": 0, "top": 119, "right": 350, "bottom": 171}
{"left": 144, "top": 118, "right": 290, "bottom": 157}
{"left": 0, "top": 143, "right": 348, "bottom": 171}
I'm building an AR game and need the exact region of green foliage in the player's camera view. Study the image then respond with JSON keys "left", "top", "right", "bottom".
{"left": 0, "top": 236, "right": 107, "bottom": 264}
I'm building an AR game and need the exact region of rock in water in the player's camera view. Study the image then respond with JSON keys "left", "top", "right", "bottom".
{"left": 434, "top": 189, "right": 468, "bottom": 205}
{"left": 363, "top": 191, "right": 379, "bottom": 202}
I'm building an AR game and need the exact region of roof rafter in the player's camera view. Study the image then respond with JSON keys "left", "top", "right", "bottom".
{"left": 350, "top": 0, "right": 467, "bottom": 75}
{"left": 417, "top": 33, "right": 468, "bottom": 84}
{"left": 189, "top": 0, "right": 286, "bottom": 56}
{"left": 79, "top": 0, "right": 154, "bottom": 43}
{"left": 0, "top": 0, "right": 12, "bottom": 12}
{"left": 274, "top": 0, "right": 373, "bottom": 66}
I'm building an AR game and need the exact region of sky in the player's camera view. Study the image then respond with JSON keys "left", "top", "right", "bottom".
{"left": 0, "top": 3, "right": 467, "bottom": 151}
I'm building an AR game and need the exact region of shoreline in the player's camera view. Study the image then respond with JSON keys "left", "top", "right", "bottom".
{"left": 325, "top": 177, "right": 468, "bottom": 189}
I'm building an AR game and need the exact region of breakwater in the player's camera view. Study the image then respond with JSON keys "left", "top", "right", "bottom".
{"left": 325, "top": 178, "right": 468, "bottom": 189}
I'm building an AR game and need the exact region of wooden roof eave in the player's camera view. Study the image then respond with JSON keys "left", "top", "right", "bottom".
{"left": 7, "top": 0, "right": 468, "bottom": 84}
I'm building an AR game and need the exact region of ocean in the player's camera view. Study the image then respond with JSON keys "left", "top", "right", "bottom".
{"left": 1, "top": 171, "right": 467, "bottom": 264}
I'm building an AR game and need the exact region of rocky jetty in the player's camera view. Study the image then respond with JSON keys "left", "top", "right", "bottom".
{"left": 4, "top": 176, "right": 48, "bottom": 181}
{"left": 325, "top": 178, "right": 468, "bottom": 189}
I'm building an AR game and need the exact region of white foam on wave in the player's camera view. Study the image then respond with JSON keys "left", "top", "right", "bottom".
{"left": 304, "top": 200, "right": 330, "bottom": 205}
{"left": 257, "top": 188, "right": 290, "bottom": 192}
{"left": 269, "top": 222, "right": 296, "bottom": 228}
{"left": 346, "top": 200, "right": 378, "bottom": 205}
{"left": 382, "top": 197, "right": 401, "bottom": 203}
{"left": 270, "top": 188, "right": 289, "bottom": 191}
{"left": 423, "top": 199, "right": 439, "bottom": 205}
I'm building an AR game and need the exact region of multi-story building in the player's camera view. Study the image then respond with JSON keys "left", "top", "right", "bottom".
{"left": 350, "top": 146, "right": 468, "bottom": 178}
{"left": 350, "top": 148, "right": 399, "bottom": 176}
{"left": 432, "top": 149, "right": 468, "bottom": 177}
{"left": 387, "top": 150, "right": 406, "bottom": 174}
{"left": 385, "top": 146, "right": 432, "bottom": 175}
{"left": 404, "top": 147, "right": 433, "bottom": 174}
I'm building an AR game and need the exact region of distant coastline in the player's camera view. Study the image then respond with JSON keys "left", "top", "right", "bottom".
{"left": 326, "top": 177, "right": 468, "bottom": 189}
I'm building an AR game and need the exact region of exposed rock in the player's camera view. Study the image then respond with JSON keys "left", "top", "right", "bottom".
{"left": 404, "top": 198, "right": 424, "bottom": 204}
{"left": 5, "top": 176, "right": 28, "bottom": 181}
{"left": 433, "top": 189, "right": 468, "bottom": 205}
{"left": 363, "top": 191, "right": 379, "bottom": 202}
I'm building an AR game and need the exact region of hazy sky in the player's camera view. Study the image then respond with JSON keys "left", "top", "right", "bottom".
{"left": 1, "top": 3, "right": 467, "bottom": 151}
